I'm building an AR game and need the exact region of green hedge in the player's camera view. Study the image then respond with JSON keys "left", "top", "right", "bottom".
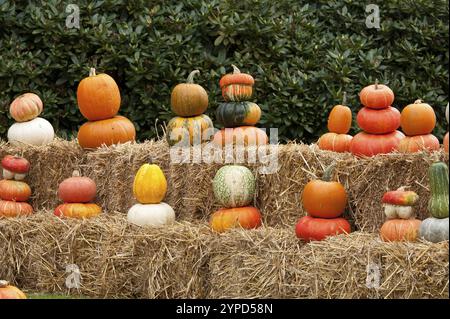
{"left": 0, "top": 0, "right": 448, "bottom": 143}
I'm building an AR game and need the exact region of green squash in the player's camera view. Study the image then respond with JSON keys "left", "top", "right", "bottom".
{"left": 428, "top": 162, "right": 449, "bottom": 219}
{"left": 215, "top": 102, "right": 261, "bottom": 128}
{"left": 212, "top": 165, "right": 256, "bottom": 208}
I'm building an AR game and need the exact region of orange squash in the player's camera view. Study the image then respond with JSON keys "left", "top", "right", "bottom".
{"left": 219, "top": 65, "right": 254, "bottom": 102}
{"left": 400, "top": 99, "right": 436, "bottom": 136}
{"left": 327, "top": 96, "right": 352, "bottom": 134}
{"left": 0, "top": 180, "right": 31, "bottom": 202}
{"left": 54, "top": 203, "right": 102, "bottom": 219}
{"left": 295, "top": 215, "right": 351, "bottom": 242}
{"left": 359, "top": 80, "right": 394, "bottom": 109}
{"left": 0, "top": 200, "right": 33, "bottom": 217}
{"left": 356, "top": 106, "right": 400, "bottom": 134}
{"left": 210, "top": 206, "right": 262, "bottom": 233}
{"left": 0, "top": 281, "right": 26, "bottom": 299}
{"left": 212, "top": 126, "right": 268, "bottom": 147}
{"left": 398, "top": 134, "right": 440, "bottom": 153}
{"left": 350, "top": 130, "right": 405, "bottom": 157}
{"left": 318, "top": 132, "right": 352, "bottom": 153}
{"left": 58, "top": 171, "right": 97, "bottom": 203}
{"left": 380, "top": 219, "right": 422, "bottom": 242}
{"left": 9, "top": 93, "right": 43, "bottom": 122}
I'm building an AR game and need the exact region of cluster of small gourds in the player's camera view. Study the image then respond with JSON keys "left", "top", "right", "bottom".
{"left": 0, "top": 155, "right": 33, "bottom": 217}
{"left": 213, "top": 65, "right": 268, "bottom": 147}
{"left": 76, "top": 68, "right": 136, "bottom": 149}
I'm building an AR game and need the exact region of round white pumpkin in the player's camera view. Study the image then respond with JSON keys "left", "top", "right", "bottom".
{"left": 419, "top": 217, "right": 449, "bottom": 243}
{"left": 8, "top": 117, "right": 54, "bottom": 146}
{"left": 127, "top": 202, "right": 175, "bottom": 227}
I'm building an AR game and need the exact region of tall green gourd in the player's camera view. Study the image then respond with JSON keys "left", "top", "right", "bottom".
{"left": 428, "top": 162, "right": 449, "bottom": 219}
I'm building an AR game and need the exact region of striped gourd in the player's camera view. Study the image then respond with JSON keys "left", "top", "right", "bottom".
{"left": 212, "top": 165, "right": 255, "bottom": 208}
{"left": 428, "top": 162, "right": 449, "bottom": 219}
{"left": 166, "top": 114, "right": 214, "bottom": 146}
{"left": 216, "top": 102, "right": 261, "bottom": 128}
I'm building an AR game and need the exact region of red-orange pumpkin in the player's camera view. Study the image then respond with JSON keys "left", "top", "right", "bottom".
{"left": 350, "top": 130, "right": 405, "bottom": 157}
{"left": 295, "top": 215, "right": 351, "bottom": 242}
{"left": 397, "top": 134, "right": 440, "bottom": 153}
{"left": 219, "top": 65, "right": 254, "bottom": 102}
{"left": 380, "top": 219, "right": 422, "bottom": 242}
{"left": 0, "top": 281, "right": 26, "bottom": 299}
{"left": 77, "top": 68, "right": 121, "bottom": 121}
{"left": 0, "top": 180, "right": 31, "bottom": 202}
{"left": 1, "top": 155, "right": 30, "bottom": 174}
{"left": 213, "top": 126, "right": 268, "bottom": 147}
{"left": 54, "top": 203, "right": 102, "bottom": 219}
{"left": 210, "top": 206, "right": 262, "bottom": 233}
{"left": 58, "top": 170, "right": 97, "bottom": 203}
{"left": 9, "top": 93, "right": 43, "bottom": 122}
{"left": 0, "top": 200, "right": 33, "bottom": 217}
{"left": 444, "top": 132, "right": 449, "bottom": 153}
{"left": 400, "top": 100, "right": 436, "bottom": 136}
{"left": 356, "top": 106, "right": 400, "bottom": 134}
{"left": 77, "top": 115, "right": 136, "bottom": 149}
{"left": 359, "top": 81, "right": 394, "bottom": 109}
{"left": 327, "top": 98, "right": 352, "bottom": 134}
{"left": 317, "top": 132, "right": 352, "bottom": 153}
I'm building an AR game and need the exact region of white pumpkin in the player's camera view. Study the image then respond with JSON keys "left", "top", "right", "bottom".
{"left": 383, "top": 204, "right": 414, "bottom": 219}
{"left": 7, "top": 117, "right": 54, "bottom": 146}
{"left": 127, "top": 202, "right": 175, "bottom": 227}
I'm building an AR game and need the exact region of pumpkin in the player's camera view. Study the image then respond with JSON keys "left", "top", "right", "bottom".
{"left": 359, "top": 80, "right": 394, "bottom": 109}
{"left": 349, "top": 130, "right": 405, "bottom": 157}
{"left": 0, "top": 200, "right": 33, "bottom": 217}
{"left": 380, "top": 219, "right": 422, "bottom": 242}
{"left": 0, "top": 281, "right": 26, "bottom": 299}
{"left": 9, "top": 93, "right": 43, "bottom": 122}
{"left": 444, "top": 132, "right": 449, "bottom": 153}
{"left": 133, "top": 164, "right": 167, "bottom": 204}
{"left": 327, "top": 96, "right": 352, "bottom": 134}
{"left": 427, "top": 162, "right": 449, "bottom": 219}
{"left": 213, "top": 165, "right": 255, "bottom": 208}
{"left": 7, "top": 117, "right": 54, "bottom": 146}
{"left": 356, "top": 106, "right": 400, "bottom": 134}
{"left": 219, "top": 65, "right": 254, "bottom": 102}
{"left": 317, "top": 132, "right": 352, "bottom": 153}
{"left": 54, "top": 203, "right": 102, "bottom": 219}
{"left": 166, "top": 114, "right": 214, "bottom": 146}
{"left": 295, "top": 215, "right": 351, "bottom": 242}
{"left": 170, "top": 70, "right": 209, "bottom": 117}
{"left": 216, "top": 102, "right": 261, "bottom": 128}
{"left": 400, "top": 99, "right": 436, "bottom": 136}
{"left": 419, "top": 217, "right": 449, "bottom": 243}
{"left": 58, "top": 170, "right": 97, "bottom": 203}
{"left": 77, "top": 68, "right": 121, "bottom": 121}
{"left": 127, "top": 202, "right": 175, "bottom": 227}
{"left": 0, "top": 180, "right": 31, "bottom": 202}
{"left": 1, "top": 155, "right": 30, "bottom": 181}
{"left": 77, "top": 115, "right": 136, "bottom": 149}
{"left": 382, "top": 187, "right": 419, "bottom": 219}
{"left": 212, "top": 126, "right": 268, "bottom": 147}
{"left": 446, "top": 103, "right": 449, "bottom": 123}
{"left": 397, "top": 134, "right": 440, "bottom": 153}
{"left": 210, "top": 206, "right": 262, "bottom": 233}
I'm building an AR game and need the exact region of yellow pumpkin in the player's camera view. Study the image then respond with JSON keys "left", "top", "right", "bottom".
{"left": 133, "top": 164, "right": 167, "bottom": 204}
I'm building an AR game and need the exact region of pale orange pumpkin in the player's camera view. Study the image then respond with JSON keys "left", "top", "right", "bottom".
{"left": 212, "top": 126, "right": 268, "bottom": 147}
{"left": 318, "top": 132, "right": 352, "bottom": 153}
{"left": 58, "top": 171, "right": 97, "bottom": 203}
{"left": 0, "top": 280, "right": 26, "bottom": 299}
{"left": 210, "top": 206, "right": 262, "bottom": 233}
{"left": 54, "top": 203, "right": 102, "bottom": 219}
{"left": 400, "top": 99, "right": 436, "bottom": 136}
{"left": 9, "top": 93, "right": 43, "bottom": 122}
{"left": 398, "top": 134, "right": 440, "bottom": 153}
{"left": 327, "top": 94, "right": 352, "bottom": 134}
{"left": 380, "top": 219, "right": 422, "bottom": 242}
{"left": 0, "top": 200, "right": 33, "bottom": 217}
{"left": 0, "top": 180, "right": 32, "bottom": 202}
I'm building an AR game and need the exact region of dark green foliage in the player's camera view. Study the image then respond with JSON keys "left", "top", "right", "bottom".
{"left": 0, "top": 0, "right": 448, "bottom": 142}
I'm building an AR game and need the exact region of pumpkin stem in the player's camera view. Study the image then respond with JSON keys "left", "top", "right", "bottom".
{"left": 322, "top": 162, "right": 337, "bottom": 182}
{"left": 414, "top": 99, "right": 423, "bottom": 104}
{"left": 231, "top": 64, "right": 241, "bottom": 74}
{"left": 89, "top": 68, "right": 96, "bottom": 77}
{"left": 342, "top": 91, "right": 347, "bottom": 105}
{"left": 374, "top": 79, "right": 378, "bottom": 90}
{"left": 72, "top": 170, "right": 81, "bottom": 177}
{"left": 186, "top": 70, "right": 200, "bottom": 84}
{"left": 0, "top": 280, "right": 9, "bottom": 288}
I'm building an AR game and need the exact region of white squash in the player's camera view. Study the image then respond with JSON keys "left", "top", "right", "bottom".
{"left": 383, "top": 204, "right": 414, "bottom": 219}
{"left": 419, "top": 217, "right": 449, "bottom": 243}
{"left": 7, "top": 117, "right": 54, "bottom": 146}
{"left": 127, "top": 202, "right": 175, "bottom": 227}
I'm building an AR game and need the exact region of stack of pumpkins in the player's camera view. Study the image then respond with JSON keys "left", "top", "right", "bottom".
{"left": 318, "top": 93, "right": 353, "bottom": 152}
{"left": 54, "top": 171, "right": 101, "bottom": 218}
{"left": 0, "top": 155, "right": 33, "bottom": 217}
{"left": 127, "top": 164, "right": 175, "bottom": 227}
{"left": 351, "top": 81, "right": 404, "bottom": 156}
{"left": 419, "top": 162, "right": 449, "bottom": 243}
{"left": 211, "top": 165, "right": 262, "bottom": 233}
{"left": 77, "top": 68, "right": 136, "bottom": 149}
{"left": 296, "top": 164, "right": 351, "bottom": 241}
{"left": 213, "top": 65, "right": 268, "bottom": 147}
{"left": 7, "top": 93, "right": 54, "bottom": 146}
{"left": 167, "top": 70, "right": 213, "bottom": 146}
{"left": 380, "top": 187, "right": 421, "bottom": 242}
{"left": 398, "top": 99, "right": 439, "bottom": 152}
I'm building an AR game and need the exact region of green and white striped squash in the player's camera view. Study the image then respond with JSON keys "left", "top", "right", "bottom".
{"left": 215, "top": 102, "right": 261, "bottom": 128}
{"left": 428, "top": 162, "right": 449, "bottom": 219}
{"left": 212, "top": 165, "right": 255, "bottom": 208}
{"left": 419, "top": 217, "right": 449, "bottom": 243}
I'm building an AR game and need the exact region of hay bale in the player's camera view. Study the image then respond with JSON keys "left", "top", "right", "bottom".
{"left": 0, "top": 212, "right": 211, "bottom": 298}
{"left": 208, "top": 230, "right": 449, "bottom": 298}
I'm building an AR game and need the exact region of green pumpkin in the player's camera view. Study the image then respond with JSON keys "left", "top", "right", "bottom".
{"left": 215, "top": 102, "right": 261, "bottom": 128}
{"left": 428, "top": 162, "right": 449, "bottom": 219}
{"left": 212, "top": 165, "right": 256, "bottom": 208}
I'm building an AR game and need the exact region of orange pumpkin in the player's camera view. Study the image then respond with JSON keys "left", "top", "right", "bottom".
{"left": 219, "top": 65, "right": 254, "bottom": 102}
{"left": 444, "top": 132, "right": 449, "bottom": 153}
{"left": 398, "top": 134, "right": 440, "bottom": 153}
{"left": 359, "top": 81, "right": 394, "bottom": 109}
{"left": 318, "top": 132, "right": 352, "bottom": 153}
{"left": 213, "top": 126, "right": 268, "bottom": 147}
{"left": 9, "top": 93, "right": 43, "bottom": 122}
{"left": 327, "top": 97, "right": 352, "bottom": 134}
{"left": 54, "top": 203, "right": 102, "bottom": 219}
{"left": 380, "top": 219, "right": 422, "bottom": 242}
{"left": 58, "top": 171, "right": 97, "bottom": 203}
{"left": 356, "top": 106, "right": 400, "bottom": 134}
{"left": 302, "top": 164, "right": 347, "bottom": 218}
{"left": 77, "top": 115, "right": 136, "bottom": 149}
{"left": 77, "top": 68, "right": 121, "bottom": 121}
{"left": 170, "top": 70, "right": 209, "bottom": 117}
{"left": 0, "top": 180, "right": 31, "bottom": 202}
{"left": 210, "top": 206, "right": 262, "bottom": 233}
{"left": 295, "top": 215, "right": 351, "bottom": 242}
{"left": 0, "top": 280, "right": 26, "bottom": 299}
{"left": 350, "top": 130, "right": 405, "bottom": 157}
{"left": 0, "top": 200, "right": 33, "bottom": 217}
{"left": 400, "top": 100, "right": 436, "bottom": 136}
